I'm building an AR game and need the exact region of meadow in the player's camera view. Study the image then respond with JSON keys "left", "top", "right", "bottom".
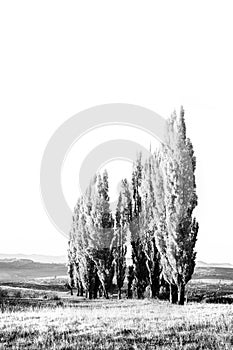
{"left": 1, "top": 299, "right": 233, "bottom": 349}
{"left": 1, "top": 266, "right": 233, "bottom": 349}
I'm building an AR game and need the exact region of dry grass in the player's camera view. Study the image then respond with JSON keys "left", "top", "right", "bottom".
{"left": 0, "top": 299, "right": 233, "bottom": 349}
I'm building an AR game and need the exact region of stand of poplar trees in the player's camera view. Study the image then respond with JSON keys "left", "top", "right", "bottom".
{"left": 67, "top": 108, "right": 198, "bottom": 305}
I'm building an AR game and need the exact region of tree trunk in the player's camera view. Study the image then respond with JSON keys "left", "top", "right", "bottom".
{"left": 98, "top": 286, "right": 103, "bottom": 298}
{"left": 99, "top": 278, "right": 108, "bottom": 299}
{"left": 99, "top": 279, "right": 108, "bottom": 299}
{"left": 118, "top": 288, "right": 122, "bottom": 299}
{"left": 93, "top": 279, "right": 98, "bottom": 299}
{"left": 151, "top": 277, "right": 160, "bottom": 298}
{"left": 80, "top": 284, "right": 84, "bottom": 297}
{"left": 151, "top": 284, "right": 157, "bottom": 298}
{"left": 169, "top": 284, "right": 178, "bottom": 304}
{"left": 93, "top": 274, "right": 100, "bottom": 299}
{"left": 178, "top": 283, "right": 185, "bottom": 305}
{"left": 76, "top": 283, "right": 80, "bottom": 296}
{"left": 93, "top": 288, "right": 98, "bottom": 299}
{"left": 70, "top": 288, "right": 73, "bottom": 296}
{"left": 104, "top": 288, "right": 109, "bottom": 299}
{"left": 127, "top": 283, "right": 132, "bottom": 299}
{"left": 137, "top": 284, "right": 145, "bottom": 299}
{"left": 88, "top": 286, "right": 93, "bottom": 299}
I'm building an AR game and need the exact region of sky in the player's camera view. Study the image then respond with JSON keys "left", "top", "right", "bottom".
{"left": 0, "top": 1, "right": 233, "bottom": 263}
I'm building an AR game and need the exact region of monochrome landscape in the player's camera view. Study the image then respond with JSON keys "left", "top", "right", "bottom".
{"left": 1, "top": 255, "right": 233, "bottom": 349}
{"left": 1, "top": 109, "right": 233, "bottom": 349}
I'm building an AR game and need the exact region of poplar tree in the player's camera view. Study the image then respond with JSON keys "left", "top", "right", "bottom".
{"left": 140, "top": 157, "right": 161, "bottom": 297}
{"left": 67, "top": 232, "right": 75, "bottom": 296}
{"left": 130, "top": 154, "right": 149, "bottom": 298}
{"left": 161, "top": 107, "right": 199, "bottom": 304}
{"left": 67, "top": 106, "right": 198, "bottom": 305}
{"left": 151, "top": 153, "right": 178, "bottom": 303}
{"left": 86, "top": 171, "right": 115, "bottom": 299}
{"left": 113, "top": 179, "right": 132, "bottom": 299}
{"left": 69, "top": 185, "right": 100, "bottom": 299}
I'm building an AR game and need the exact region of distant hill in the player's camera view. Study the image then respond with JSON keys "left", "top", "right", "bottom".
{"left": 0, "top": 258, "right": 67, "bottom": 281}
{"left": 0, "top": 253, "right": 67, "bottom": 264}
{"left": 196, "top": 261, "right": 233, "bottom": 268}
{"left": 0, "top": 255, "right": 232, "bottom": 283}
{"left": 0, "top": 255, "right": 231, "bottom": 268}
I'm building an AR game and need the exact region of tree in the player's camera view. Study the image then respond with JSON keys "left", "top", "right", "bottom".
{"left": 151, "top": 153, "right": 178, "bottom": 303}
{"left": 85, "top": 171, "right": 115, "bottom": 299}
{"left": 130, "top": 154, "right": 150, "bottom": 298}
{"left": 126, "top": 265, "right": 134, "bottom": 299}
{"left": 67, "top": 228, "right": 76, "bottom": 296}
{"left": 161, "top": 107, "right": 199, "bottom": 304}
{"left": 113, "top": 179, "right": 131, "bottom": 299}
{"left": 68, "top": 187, "right": 100, "bottom": 300}
{"left": 140, "top": 157, "right": 161, "bottom": 298}
{"left": 68, "top": 172, "right": 114, "bottom": 300}
{"left": 67, "top": 106, "right": 198, "bottom": 304}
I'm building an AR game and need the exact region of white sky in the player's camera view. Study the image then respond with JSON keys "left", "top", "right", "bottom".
{"left": 62, "top": 125, "right": 161, "bottom": 207}
{"left": 0, "top": 1, "right": 233, "bottom": 263}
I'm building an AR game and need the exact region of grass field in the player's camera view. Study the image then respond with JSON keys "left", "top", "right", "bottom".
{"left": 1, "top": 266, "right": 233, "bottom": 349}
{"left": 0, "top": 299, "right": 233, "bottom": 349}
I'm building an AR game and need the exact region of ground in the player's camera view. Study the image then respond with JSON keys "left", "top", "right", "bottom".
{"left": 0, "top": 266, "right": 233, "bottom": 349}
{"left": 0, "top": 299, "right": 233, "bottom": 349}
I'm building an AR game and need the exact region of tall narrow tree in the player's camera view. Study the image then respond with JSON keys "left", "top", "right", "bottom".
{"left": 86, "top": 171, "right": 115, "bottom": 299}
{"left": 151, "top": 153, "right": 178, "bottom": 303}
{"left": 113, "top": 179, "right": 133, "bottom": 299}
{"left": 161, "top": 107, "right": 199, "bottom": 304}
{"left": 140, "top": 157, "right": 161, "bottom": 298}
{"left": 130, "top": 154, "right": 149, "bottom": 298}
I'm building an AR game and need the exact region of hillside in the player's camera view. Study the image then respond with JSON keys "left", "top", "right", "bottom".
{"left": 0, "top": 259, "right": 66, "bottom": 281}
{"left": 0, "top": 253, "right": 66, "bottom": 264}
{"left": 196, "top": 261, "right": 233, "bottom": 268}
{"left": 0, "top": 256, "right": 233, "bottom": 283}
{"left": 193, "top": 266, "right": 233, "bottom": 281}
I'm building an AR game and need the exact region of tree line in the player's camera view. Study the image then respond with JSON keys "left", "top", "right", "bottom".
{"left": 67, "top": 107, "right": 198, "bottom": 305}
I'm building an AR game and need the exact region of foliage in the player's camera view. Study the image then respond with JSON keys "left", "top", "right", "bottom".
{"left": 67, "top": 107, "right": 198, "bottom": 305}
{"left": 159, "top": 107, "right": 198, "bottom": 304}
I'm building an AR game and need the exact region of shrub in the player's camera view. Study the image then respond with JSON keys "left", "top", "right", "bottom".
{"left": 14, "top": 290, "right": 22, "bottom": 298}
{"left": 0, "top": 288, "right": 8, "bottom": 298}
